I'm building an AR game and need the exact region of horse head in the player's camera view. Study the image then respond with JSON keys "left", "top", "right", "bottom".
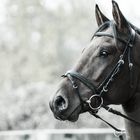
{"left": 49, "top": 1, "right": 139, "bottom": 124}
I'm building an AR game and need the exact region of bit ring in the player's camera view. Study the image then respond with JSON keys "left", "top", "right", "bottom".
{"left": 86, "top": 95, "right": 103, "bottom": 110}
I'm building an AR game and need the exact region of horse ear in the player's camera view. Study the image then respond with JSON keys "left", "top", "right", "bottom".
{"left": 95, "top": 4, "right": 110, "bottom": 26}
{"left": 112, "top": 0, "right": 129, "bottom": 33}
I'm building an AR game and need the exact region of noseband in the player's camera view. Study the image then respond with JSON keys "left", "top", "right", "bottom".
{"left": 62, "top": 24, "right": 139, "bottom": 139}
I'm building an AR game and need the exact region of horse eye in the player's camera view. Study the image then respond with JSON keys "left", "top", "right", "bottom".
{"left": 99, "top": 50, "right": 109, "bottom": 57}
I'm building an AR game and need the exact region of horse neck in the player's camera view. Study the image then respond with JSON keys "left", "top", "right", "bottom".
{"left": 122, "top": 33, "right": 140, "bottom": 140}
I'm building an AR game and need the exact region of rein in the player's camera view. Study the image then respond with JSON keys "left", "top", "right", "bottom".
{"left": 62, "top": 23, "right": 140, "bottom": 139}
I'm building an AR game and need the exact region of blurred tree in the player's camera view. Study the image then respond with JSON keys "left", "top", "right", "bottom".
{"left": 0, "top": 0, "right": 125, "bottom": 130}
{"left": 0, "top": 0, "right": 96, "bottom": 87}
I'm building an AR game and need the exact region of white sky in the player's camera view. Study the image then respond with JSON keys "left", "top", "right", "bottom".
{"left": 0, "top": 0, "right": 140, "bottom": 26}
{"left": 43, "top": 0, "right": 140, "bottom": 26}
{"left": 43, "top": 0, "right": 72, "bottom": 11}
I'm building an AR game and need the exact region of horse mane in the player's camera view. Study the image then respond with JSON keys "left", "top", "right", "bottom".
{"left": 129, "top": 21, "right": 140, "bottom": 35}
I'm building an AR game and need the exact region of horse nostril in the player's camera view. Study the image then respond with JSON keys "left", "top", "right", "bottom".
{"left": 55, "top": 96, "right": 67, "bottom": 112}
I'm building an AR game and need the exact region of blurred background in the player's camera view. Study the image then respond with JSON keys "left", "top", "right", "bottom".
{"left": 0, "top": 0, "right": 140, "bottom": 139}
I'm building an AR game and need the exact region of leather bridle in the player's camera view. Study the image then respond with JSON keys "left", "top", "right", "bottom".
{"left": 61, "top": 23, "right": 140, "bottom": 140}
{"left": 63, "top": 24, "right": 136, "bottom": 112}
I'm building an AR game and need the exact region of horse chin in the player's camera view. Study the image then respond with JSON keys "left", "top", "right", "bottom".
{"left": 67, "top": 106, "right": 91, "bottom": 122}
{"left": 66, "top": 104, "right": 82, "bottom": 122}
{"left": 54, "top": 105, "right": 81, "bottom": 122}
{"left": 53, "top": 112, "right": 79, "bottom": 122}
{"left": 54, "top": 114, "right": 79, "bottom": 122}
{"left": 67, "top": 112, "right": 80, "bottom": 122}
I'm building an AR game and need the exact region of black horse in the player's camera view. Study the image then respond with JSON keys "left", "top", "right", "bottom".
{"left": 50, "top": 1, "right": 140, "bottom": 140}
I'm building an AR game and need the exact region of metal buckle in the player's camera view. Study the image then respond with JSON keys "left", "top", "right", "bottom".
{"left": 129, "top": 63, "right": 133, "bottom": 70}
{"left": 118, "top": 59, "right": 124, "bottom": 65}
{"left": 103, "top": 86, "right": 108, "bottom": 92}
{"left": 86, "top": 95, "right": 103, "bottom": 111}
{"left": 73, "top": 84, "right": 78, "bottom": 89}
{"left": 65, "top": 72, "right": 78, "bottom": 89}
